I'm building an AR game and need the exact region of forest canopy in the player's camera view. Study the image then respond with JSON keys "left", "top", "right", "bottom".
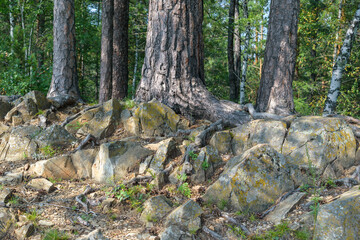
{"left": 0, "top": 0, "right": 359, "bottom": 117}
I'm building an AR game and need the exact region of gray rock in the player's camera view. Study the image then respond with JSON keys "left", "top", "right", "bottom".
{"left": 0, "top": 125, "right": 40, "bottom": 161}
{"left": 35, "top": 124, "right": 77, "bottom": 148}
{"left": 75, "top": 229, "right": 109, "bottom": 240}
{"left": 66, "top": 99, "right": 122, "bottom": 139}
{"left": 15, "top": 223, "right": 35, "bottom": 240}
{"left": 27, "top": 178, "right": 56, "bottom": 193}
{"left": 0, "top": 101, "right": 12, "bottom": 121}
{"left": 265, "top": 192, "right": 306, "bottom": 224}
{"left": 5, "top": 98, "right": 38, "bottom": 124}
{"left": 23, "top": 91, "right": 50, "bottom": 110}
{"left": 71, "top": 149, "right": 98, "bottom": 179}
{"left": 160, "top": 225, "right": 191, "bottom": 240}
{"left": 282, "top": 116, "right": 356, "bottom": 177}
{"left": 0, "top": 172, "right": 23, "bottom": 186}
{"left": 165, "top": 200, "right": 203, "bottom": 233}
{"left": 0, "top": 188, "right": 14, "bottom": 207}
{"left": 209, "top": 130, "right": 232, "bottom": 154}
{"left": 140, "top": 195, "right": 173, "bottom": 223}
{"left": 203, "top": 144, "right": 295, "bottom": 213}
{"left": 190, "top": 146, "right": 223, "bottom": 184}
{"left": 231, "top": 119, "right": 287, "bottom": 155}
{"left": 314, "top": 185, "right": 360, "bottom": 239}
{"left": 148, "top": 138, "right": 176, "bottom": 173}
{"left": 92, "top": 141, "right": 152, "bottom": 183}
{"left": 27, "top": 155, "right": 77, "bottom": 180}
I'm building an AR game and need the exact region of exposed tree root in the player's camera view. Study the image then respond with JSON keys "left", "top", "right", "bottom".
{"left": 61, "top": 104, "right": 100, "bottom": 127}
{"left": 72, "top": 134, "right": 97, "bottom": 153}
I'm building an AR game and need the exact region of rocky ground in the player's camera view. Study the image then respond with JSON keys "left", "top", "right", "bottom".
{"left": 0, "top": 91, "right": 360, "bottom": 240}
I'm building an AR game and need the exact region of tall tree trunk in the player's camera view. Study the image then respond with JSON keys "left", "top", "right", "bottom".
{"left": 99, "top": 0, "right": 113, "bottom": 103}
{"left": 256, "top": 0, "right": 300, "bottom": 116}
{"left": 239, "top": 0, "right": 250, "bottom": 105}
{"left": 112, "top": 0, "right": 129, "bottom": 100}
{"left": 136, "top": 0, "right": 249, "bottom": 124}
{"left": 132, "top": 27, "right": 139, "bottom": 99}
{"left": 228, "top": 0, "right": 237, "bottom": 102}
{"left": 234, "top": 0, "right": 241, "bottom": 102}
{"left": 323, "top": 4, "right": 360, "bottom": 115}
{"left": 36, "top": 0, "right": 45, "bottom": 70}
{"left": 9, "top": 1, "right": 14, "bottom": 53}
{"left": 333, "top": 0, "right": 344, "bottom": 66}
{"left": 95, "top": 1, "right": 101, "bottom": 100}
{"left": 48, "top": 0, "right": 81, "bottom": 100}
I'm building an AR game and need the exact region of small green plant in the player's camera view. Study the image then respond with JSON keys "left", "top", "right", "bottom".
{"left": 80, "top": 213, "right": 91, "bottom": 222}
{"left": 177, "top": 173, "right": 187, "bottom": 182}
{"left": 39, "top": 145, "right": 58, "bottom": 158}
{"left": 178, "top": 182, "right": 191, "bottom": 198}
{"left": 110, "top": 183, "right": 150, "bottom": 211}
{"left": 189, "top": 227, "right": 198, "bottom": 235}
{"left": 23, "top": 152, "right": 28, "bottom": 159}
{"left": 124, "top": 98, "right": 136, "bottom": 109}
{"left": 201, "top": 158, "right": 210, "bottom": 170}
{"left": 218, "top": 199, "right": 229, "bottom": 211}
{"left": 26, "top": 209, "right": 38, "bottom": 223}
{"left": 0, "top": 184, "right": 3, "bottom": 190}
{"left": 227, "top": 224, "right": 246, "bottom": 238}
{"left": 71, "top": 205, "right": 77, "bottom": 211}
{"left": 189, "top": 150, "right": 198, "bottom": 161}
{"left": 35, "top": 110, "right": 44, "bottom": 116}
{"left": 324, "top": 177, "right": 336, "bottom": 188}
{"left": 186, "top": 135, "right": 196, "bottom": 142}
{"left": 67, "top": 121, "right": 88, "bottom": 130}
{"left": 43, "top": 229, "right": 69, "bottom": 240}
{"left": 8, "top": 196, "right": 19, "bottom": 205}
{"left": 48, "top": 177, "right": 62, "bottom": 184}
{"left": 145, "top": 214, "right": 158, "bottom": 223}
{"left": 249, "top": 213, "right": 257, "bottom": 222}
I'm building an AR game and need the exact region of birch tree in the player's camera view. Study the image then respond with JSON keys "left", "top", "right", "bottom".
{"left": 323, "top": 4, "right": 360, "bottom": 115}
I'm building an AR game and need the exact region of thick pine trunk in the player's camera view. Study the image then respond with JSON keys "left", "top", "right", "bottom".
{"left": 99, "top": 0, "right": 114, "bottom": 103}
{"left": 239, "top": 0, "right": 250, "bottom": 105}
{"left": 136, "top": 0, "right": 249, "bottom": 124}
{"left": 323, "top": 4, "right": 360, "bottom": 115}
{"left": 234, "top": 0, "right": 241, "bottom": 102}
{"left": 48, "top": 0, "right": 81, "bottom": 100}
{"left": 256, "top": 0, "right": 300, "bottom": 116}
{"left": 228, "top": 0, "right": 237, "bottom": 102}
{"left": 112, "top": 0, "right": 129, "bottom": 100}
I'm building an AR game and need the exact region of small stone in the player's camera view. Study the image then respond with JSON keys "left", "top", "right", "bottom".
{"left": 38, "top": 220, "right": 54, "bottom": 227}
{"left": 0, "top": 188, "right": 14, "bottom": 206}
{"left": 15, "top": 223, "right": 35, "bottom": 240}
{"left": 27, "top": 178, "right": 56, "bottom": 193}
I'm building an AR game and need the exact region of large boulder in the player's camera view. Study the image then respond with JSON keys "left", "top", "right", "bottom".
{"left": 4, "top": 98, "right": 38, "bottom": 125}
{"left": 190, "top": 145, "right": 223, "bottom": 184}
{"left": 0, "top": 101, "right": 12, "bottom": 121}
{"left": 148, "top": 138, "right": 176, "bottom": 174}
{"left": 0, "top": 126, "right": 41, "bottom": 161}
{"left": 164, "top": 200, "right": 203, "bottom": 233}
{"left": 140, "top": 195, "right": 173, "bottom": 223}
{"left": 203, "top": 144, "right": 295, "bottom": 213}
{"left": 35, "top": 125, "right": 77, "bottom": 148}
{"left": 314, "top": 185, "right": 360, "bottom": 239}
{"left": 132, "top": 100, "right": 180, "bottom": 137}
{"left": 92, "top": 141, "right": 152, "bottom": 183}
{"left": 66, "top": 99, "right": 122, "bottom": 139}
{"left": 27, "top": 155, "right": 77, "bottom": 180}
{"left": 23, "top": 91, "right": 50, "bottom": 110}
{"left": 231, "top": 119, "right": 287, "bottom": 155}
{"left": 282, "top": 117, "right": 356, "bottom": 177}
{"left": 71, "top": 149, "right": 98, "bottom": 179}
{"left": 209, "top": 130, "right": 232, "bottom": 154}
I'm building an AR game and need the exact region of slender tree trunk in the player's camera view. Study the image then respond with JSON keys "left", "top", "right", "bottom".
{"left": 99, "top": 0, "right": 114, "bottom": 103}
{"left": 323, "top": 4, "right": 360, "bottom": 115}
{"left": 132, "top": 28, "right": 139, "bottom": 99}
{"left": 36, "top": 0, "right": 45, "bottom": 69}
{"left": 239, "top": 0, "right": 250, "bottom": 104}
{"left": 333, "top": 0, "right": 343, "bottom": 66}
{"left": 112, "top": 0, "right": 129, "bottom": 100}
{"left": 234, "top": 0, "right": 241, "bottom": 102}
{"left": 256, "top": 0, "right": 300, "bottom": 116}
{"left": 95, "top": 1, "right": 101, "bottom": 100}
{"left": 9, "top": 1, "right": 14, "bottom": 53}
{"left": 228, "top": 0, "right": 237, "bottom": 102}
{"left": 48, "top": 0, "right": 81, "bottom": 100}
{"left": 136, "top": 0, "right": 250, "bottom": 124}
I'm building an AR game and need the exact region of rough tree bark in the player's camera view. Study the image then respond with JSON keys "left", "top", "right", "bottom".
{"left": 136, "top": 0, "right": 249, "bottom": 124}
{"left": 323, "top": 4, "right": 360, "bottom": 115}
{"left": 99, "top": 0, "right": 114, "bottom": 103}
{"left": 239, "top": 0, "right": 250, "bottom": 105}
{"left": 112, "top": 0, "right": 129, "bottom": 100}
{"left": 234, "top": 0, "right": 241, "bottom": 102}
{"left": 256, "top": 0, "right": 300, "bottom": 116}
{"left": 48, "top": 0, "right": 81, "bottom": 100}
{"left": 228, "top": 0, "right": 237, "bottom": 102}
{"left": 333, "top": 0, "right": 344, "bottom": 66}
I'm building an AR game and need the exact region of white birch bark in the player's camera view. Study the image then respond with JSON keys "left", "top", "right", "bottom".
{"left": 323, "top": 4, "right": 360, "bottom": 115}
{"left": 240, "top": 0, "right": 250, "bottom": 104}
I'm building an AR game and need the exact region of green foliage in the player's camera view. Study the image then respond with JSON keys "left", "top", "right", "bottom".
{"left": 26, "top": 209, "right": 38, "bottom": 223}
{"left": 218, "top": 199, "right": 229, "bottom": 211}
{"left": 189, "top": 151, "right": 198, "bottom": 161}
{"left": 43, "top": 229, "right": 69, "bottom": 240}
{"left": 178, "top": 182, "right": 191, "bottom": 198}
{"left": 39, "top": 145, "right": 58, "bottom": 158}
{"left": 176, "top": 173, "right": 187, "bottom": 182}
{"left": 67, "top": 121, "right": 87, "bottom": 131}
{"left": 201, "top": 158, "right": 210, "bottom": 171}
